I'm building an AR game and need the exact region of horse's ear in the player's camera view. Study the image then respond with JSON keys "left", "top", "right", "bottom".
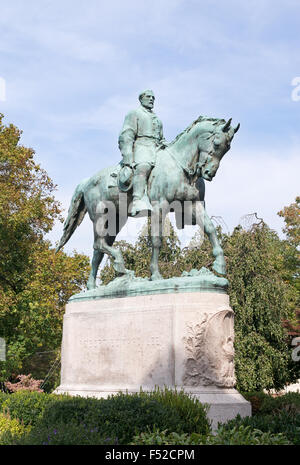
{"left": 222, "top": 118, "right": 232, "bottom": 132}
{"left": 234, "top": 123, "right": 240, "bottom": 133}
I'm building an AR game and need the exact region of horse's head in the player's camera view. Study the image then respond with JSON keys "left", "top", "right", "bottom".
{"left": 199, "top": 118, "right": 240, "bottom": 181}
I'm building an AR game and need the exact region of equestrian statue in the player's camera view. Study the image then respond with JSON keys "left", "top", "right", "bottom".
{"left": 56, "top": 90, "right": 240, "bottom": 290}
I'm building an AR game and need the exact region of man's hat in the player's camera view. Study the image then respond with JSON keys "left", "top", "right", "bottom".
{"left": 118, "top": 165, "right": 133, "bottom": 192}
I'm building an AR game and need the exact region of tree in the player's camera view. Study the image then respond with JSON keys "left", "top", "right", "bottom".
{"left": 278, "top": 196, "right": 300, "bottom": 248}
{"left": 222, "top": 223, "right": 298, "bottom": 391}
{"left": 0, "top": 115, "right": 90, "bottom": 387}
{"left": 279, "top": 197, "right": 300, "bottom": 342}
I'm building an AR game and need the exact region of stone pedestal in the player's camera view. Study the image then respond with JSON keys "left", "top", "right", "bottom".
{"left": 55, "top": 290, "right": 251, "bottom": 429}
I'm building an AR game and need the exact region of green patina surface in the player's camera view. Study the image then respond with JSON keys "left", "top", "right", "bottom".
{"left": 69, "top": 267, "right": 228, "bottom": 301}
{"left": 57, "top": 90, "right": 239, "bottom": 297}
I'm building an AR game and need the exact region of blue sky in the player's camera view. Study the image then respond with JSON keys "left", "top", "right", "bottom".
{"left": 0, "top": 0, "right": 299, "bottom": 257}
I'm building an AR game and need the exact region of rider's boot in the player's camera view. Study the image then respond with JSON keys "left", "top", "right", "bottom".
{"left": 130, "top": 173, "right": 153, "bottom": 216}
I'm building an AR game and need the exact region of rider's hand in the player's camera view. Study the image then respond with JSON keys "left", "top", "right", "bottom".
{"left": 122, "top": 155, "right": 132, "bottom": 167}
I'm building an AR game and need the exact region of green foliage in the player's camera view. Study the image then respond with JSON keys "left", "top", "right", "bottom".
{"left": 2, "top": 391, "right": 63, "bottom": 426}
{"left": 278, "top": 197, "right": 300, "bottom": 336}
{"left": 2, "top": 389, "right": 210, "bottom": 445}
{"left": 241, "top": 391, "right": 271, "bottom": 414}
{"left": 206, "top": 424, "right": 290, "bottom": 445}
{"left": 140, "top": 387, "right": 210, "bottom": 435}
{"left": 32, "top": 392, "right": 187, "bottom": 445}
{"left": 222, "top": 412, "right": 300, "bottom": 445}
{"left": 224, "top": 224, "right": 299, "bottom": 391}
{"left": 2, "top": 391, "right": 298, "bottom": 445}
{"left": 0, "top": 412, "right": 31, "bottom": 445}
{"left": 131, "top": 425, "right": 290, "bottom": 445}
{"left": 222, "top": 392, "right": 300, "bottom": 445}
{"left": 12, "top": 421, "right": 117, "bottom": 445}
{"left": 130, "top": 429, "right": 203, "bottom": 445}
{"left": 278, "top": 196, "right": 300, "bottom": 248}
{"left": 243, "top": 391, "right": 300, "bottom": 416}
{"left": 0, "top": 115, "right": 90, "bottom": 383}
{"left": 0, "top": 391, "right": 9, "bottom": 409}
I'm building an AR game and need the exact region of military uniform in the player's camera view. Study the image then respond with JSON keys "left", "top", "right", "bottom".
{"left": 118, "top": 104, "right": 167, "bottom": 215}
{"left": 118, "top": 105, "right": 166, "bottom": 167}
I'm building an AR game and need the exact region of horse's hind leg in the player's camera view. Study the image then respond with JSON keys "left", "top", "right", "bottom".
{"left": 93, "top": 211, "right": 130, "bottom": 279}
{"left": 87, "top": 233, "right": 126, "bottom": 290}
{"left": 87, "top": 248, "right": 104, "bottom": 290}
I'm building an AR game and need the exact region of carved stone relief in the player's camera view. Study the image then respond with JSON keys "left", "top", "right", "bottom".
{"left": 183, "top": 309, "right": 236, "bottom": 388}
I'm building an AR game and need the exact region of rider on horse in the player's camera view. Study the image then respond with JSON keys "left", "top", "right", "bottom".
{"left": 118, "top": 90, "right": 168, "bottom": 216}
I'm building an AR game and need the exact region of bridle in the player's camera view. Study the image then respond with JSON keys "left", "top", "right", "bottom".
{"left": 163, "top": 130, "right": 220, "bottom": 184}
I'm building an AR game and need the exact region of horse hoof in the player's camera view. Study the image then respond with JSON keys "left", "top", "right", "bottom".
{"left": 116, "top": 268, "right": 134, "bottom": 277}
{"left": 113, "top": 262, "right": 127, "bottom": 275}
{"left": 212, "top": 262, "right": 226, "bottom": 276}
{"left": 150, "top": 272, "right": 163, "bottom": 281}
{"left": 87, "top": 280, "right": 96, "bottom": 290}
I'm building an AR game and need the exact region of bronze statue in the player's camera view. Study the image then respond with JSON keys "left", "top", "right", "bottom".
{"left": 57, "top": 91, "right": 240, "bottom": 290}
{"left": 118, "top": 89, "right": 168, "bottom": 216}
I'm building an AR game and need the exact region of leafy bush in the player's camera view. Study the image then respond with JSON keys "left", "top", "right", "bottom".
{"left": 0, "top": 391, "right": 9, "bottom": 409}
{"left": 222, "top": 412, "right": 300, "bottom": 445}
{"left": 0, "top": 413, "right": 31, "bottom": 445}
{"left": 131, "top": 429, "right": 202, "bottom": 445}
{"left": 131, "top": 426, "right": 290, "bottom": 445}
{"left": 32, "top": 393, "right": 187, "bottom": 445}
{"left": 242, "top": 391, "right": 300, "bottom": 417}
{"left": 5, "top": 374, "right": 44, "bottom": 393}
{"left": 242, "top": 391, "right": 270, "bottom": 414}
{"left": 2, "top": 391, "right": 66, "bottom": 426}
{"left": 258, "top": 392, "right": 300, "bottom": 415}
{"left": 206, "top": 425, "right": 291, "bottom": 445}
{"left": 141, "top": 387, "right": 211, "bottom": 435}
{"left": 12, "top": 421, "right": 118, "bottom": 445}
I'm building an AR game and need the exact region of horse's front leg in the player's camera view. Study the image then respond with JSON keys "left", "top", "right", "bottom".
{"left": 203, "top": 209, "right": 226, "bottom": 275}
{"left": 150, "top": 203, "right": 164, "bottom": 281}
{"left": 192, "top": 202, "right": 226, "bottom": 275}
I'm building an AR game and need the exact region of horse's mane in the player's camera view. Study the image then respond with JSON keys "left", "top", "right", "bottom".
{"left": 168, "top": 115, "right": 226, "bottom": 146}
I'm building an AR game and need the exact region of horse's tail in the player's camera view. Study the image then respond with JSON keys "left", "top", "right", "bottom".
{"left": 56, "top": 181, "right": 87, "bottom": 253}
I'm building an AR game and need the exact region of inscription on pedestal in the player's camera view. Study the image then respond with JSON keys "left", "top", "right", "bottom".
{"left": 62, "top": 309, "right": 173, "bottom": 387}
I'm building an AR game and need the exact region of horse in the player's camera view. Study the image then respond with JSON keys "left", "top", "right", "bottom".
{"left": 56, "top": 116, "right": 239, "bottom": 289}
